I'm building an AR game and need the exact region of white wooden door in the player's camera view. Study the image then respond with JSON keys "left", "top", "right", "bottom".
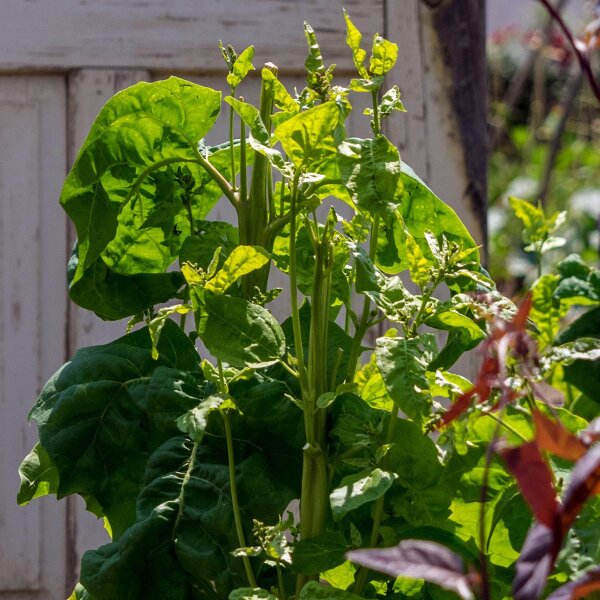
{"left": 0, "top": 1, "right": 485, "bottom": 597}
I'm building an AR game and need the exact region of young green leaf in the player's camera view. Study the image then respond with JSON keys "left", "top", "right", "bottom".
{"left": 225, "top": 96, "right": 270, "bottom": 145}
{"left": 343, "top": 10, "right": 368, "bottom": 78}
{"left": 378, "top": 85, "right": 407, "bottom": 119}
{"left": 274, "top": 101, "right": 344, "bottom": 169}
{"left": 176, "top": 394, "right": 229, "bottom": 442}
{"left": 205, "top": 245, "right": 271, "bottom": 294}
{"left": 227, "top": 45, "right": 256, "bottom": 90}
{"left": 369, "top": 34, "right": 398, "bottom": 76}
{"left": 405, "top": 230, "right": 432, "bottom": 287}
{"left": 261, "top": 68, "right": 299, "bottom": 113}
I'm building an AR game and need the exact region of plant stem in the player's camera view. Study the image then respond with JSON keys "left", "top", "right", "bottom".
{"left": 222, "top": 410, "right": 257, "bottom": 588}
{"left": 346, "top": 214, "right": 380, "bottom": 381}
{"left": 276, "top": 563, "right": 287, "bottom": 600}
{"left": 288, "top": 174, "right": 309, "bottom": 396}
{"left": 229, "top": 89, "right": 237, "bottom": 191}
{"left": 353, "top": 408, "right": 399, "bottom": 595}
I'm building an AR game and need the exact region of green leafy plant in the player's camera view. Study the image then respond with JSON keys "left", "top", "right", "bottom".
{"left": 17, "top": 14, "right": 600, "bottom": 600}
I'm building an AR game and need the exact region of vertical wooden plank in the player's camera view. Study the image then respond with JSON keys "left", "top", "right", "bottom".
{"left": 65, "top": 69, "right": 150, "bottom": 593}
{"left": 0, "top": 76, "right": 68, "bottom": 599}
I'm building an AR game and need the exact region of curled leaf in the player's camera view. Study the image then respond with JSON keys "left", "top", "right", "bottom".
{"left": 348, "top": 540, "right": 477, "bottom": 600}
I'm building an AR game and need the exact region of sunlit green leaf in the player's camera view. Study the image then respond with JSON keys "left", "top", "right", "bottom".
{"left": 338, "top": 134, "right": 401, "bottom": 216}
{"left": 343, "top": 10, "right": 368, "bottom": 78}
{"left": 227, "top": 46, "right": 255, "bottom": 89}
{"left": 376, "top": 335, "right": 435, "bottom": 426}
{"left": 330, "top": 468, "right": 397, "bottom": 521}
{"left": 205, "top": 246, "right": 271, "bottom": 294}
{"left": 369, "top": 34, "right": 398, "bottom": 76}
{"left": 225, "top": 97, "right": 270, "bottom": 145}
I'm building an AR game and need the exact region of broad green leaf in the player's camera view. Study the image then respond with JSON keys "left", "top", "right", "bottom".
{"left": 355, "top": 354, "right": 393, "bottom": 411}
{"left": 225, "top": 97, "right": 270, "bottom": 145}
{"left": 343, "top": 10, "right": 368, "bottom": 78}
{"left": 68, "top": 247, "right": 184, "bottom": 321}
{"left": 292, "top": 531, "right": 348, "bottom": 574}
{"left": 262, "top": 68, "right": 299, "bottom": 113}
{"left": 330, "top": 392, "right": 386, "bottom": 448}
{"left": 196, "top": 291, "right": 285, "bottom": 368}
{"left": 205, "top": 246, "right": 270, "bottom": 294}
{"left": 338, "top": 135, "right": 401, "bottom": 216}
{"left": 229, "top": 589, "right": 277, "bottom": 600}
{"left": 80, "top": 437, "right": 296, "bottom": 599}
{"left": 227, "top": 46, "right": 255, "bottom": 89}
{"left": 179, "top": 220, "right": 238, "bottom": 270}
{"left": 330, "top": 468, "right": 397, "bottom": 521}
{"left": 17, "top": 442, "right": 59, "bottom": 505}
{"left": 299, "top": 581, "right": 364, "bottom": 599}
{"left": 427, "top": 308, "right": 486, "bottom": 370}
{"left": 349, "top": 77, "right": 384, "bottom": 93}
{"left": 274, "top": 101, "right": 344, "bottom": 170}
{"left": 369, "top": 34, "right": 398, "bottom": 76}
{"left": 176, "top": 394, "right": 228, "bottom": 442}
{"left": 376, "top": 163, "right": 478, "bottom": 274}
{"left": 384, "top": 420, "right": 451, "bottom": 526}
{"left": 28, "top": 321, "right": 201, "bottom": 538}
{"left": 376, "top": 335, "right": 435, "bottom": 426}
{"left": 64, "top": 78, "right": 221, "bottom": 282}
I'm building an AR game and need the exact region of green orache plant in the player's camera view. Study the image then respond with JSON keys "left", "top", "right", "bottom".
{"left": 16, "top": 14, "right": 531, "bottom": 600}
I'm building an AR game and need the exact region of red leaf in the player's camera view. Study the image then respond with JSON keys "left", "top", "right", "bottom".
{"left": 512, "top": 293, "right": 533, "bottom": 330}
{"left": 513, "top": 523, "right": 563, "bottom": 600}
{"left": 499, "top": 441, "right": 559, "bottom": 528}
{"left": 347, "top": 540, "right": 477, "bottom": 600}
{"left": 532, "top": 410, "right": 587, "bottom": 461}
{"left": 561, "top": 445, "right": 600, "bottom": 530}
{"left": 440, "top": 389, "right": 478, "bottom": 426}
{"left": 547, "top": 566, "right": 600, "bottom": 600}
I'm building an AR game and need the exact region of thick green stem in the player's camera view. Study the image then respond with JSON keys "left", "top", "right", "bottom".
{"left": 222, "top": 411, "right": 256, "bottom": 588}
{"left": 288, "top": 175, "right": 309, "bottom": 395}
{"left": 229, "top": 89, "right": 237, "bottom": 191}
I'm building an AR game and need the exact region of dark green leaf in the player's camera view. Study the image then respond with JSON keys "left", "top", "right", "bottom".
{"left": 28, "top": 321, "right": 201, "bottom": 538}
{"left": 196, "top": 292, "right": 285, "bottom": 368}
{"left": 229, "top": 589, "right": 277, "bottom": 600}
{"left": 69, "top": 251, "right": 184, "bottom": 321}
{"left": 179, "top": 220, "right": 238, "bottom": 270}
{"left": 292, "top": 531, "right": 348, "bottom": 574}
{"left": 299, "top": 581, "right": 364, "bottom": 599}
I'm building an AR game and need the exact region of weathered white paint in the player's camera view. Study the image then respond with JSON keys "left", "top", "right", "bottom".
{"left": 0, "top": 0, "right": 383, "bottom": 73}
{"left": 0, "top": 76, "right": 68, "bottom": 599}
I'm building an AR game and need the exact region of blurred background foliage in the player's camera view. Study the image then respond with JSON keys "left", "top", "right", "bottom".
{"left": 487, "top": 0, "right": 600, "bottom": 293}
